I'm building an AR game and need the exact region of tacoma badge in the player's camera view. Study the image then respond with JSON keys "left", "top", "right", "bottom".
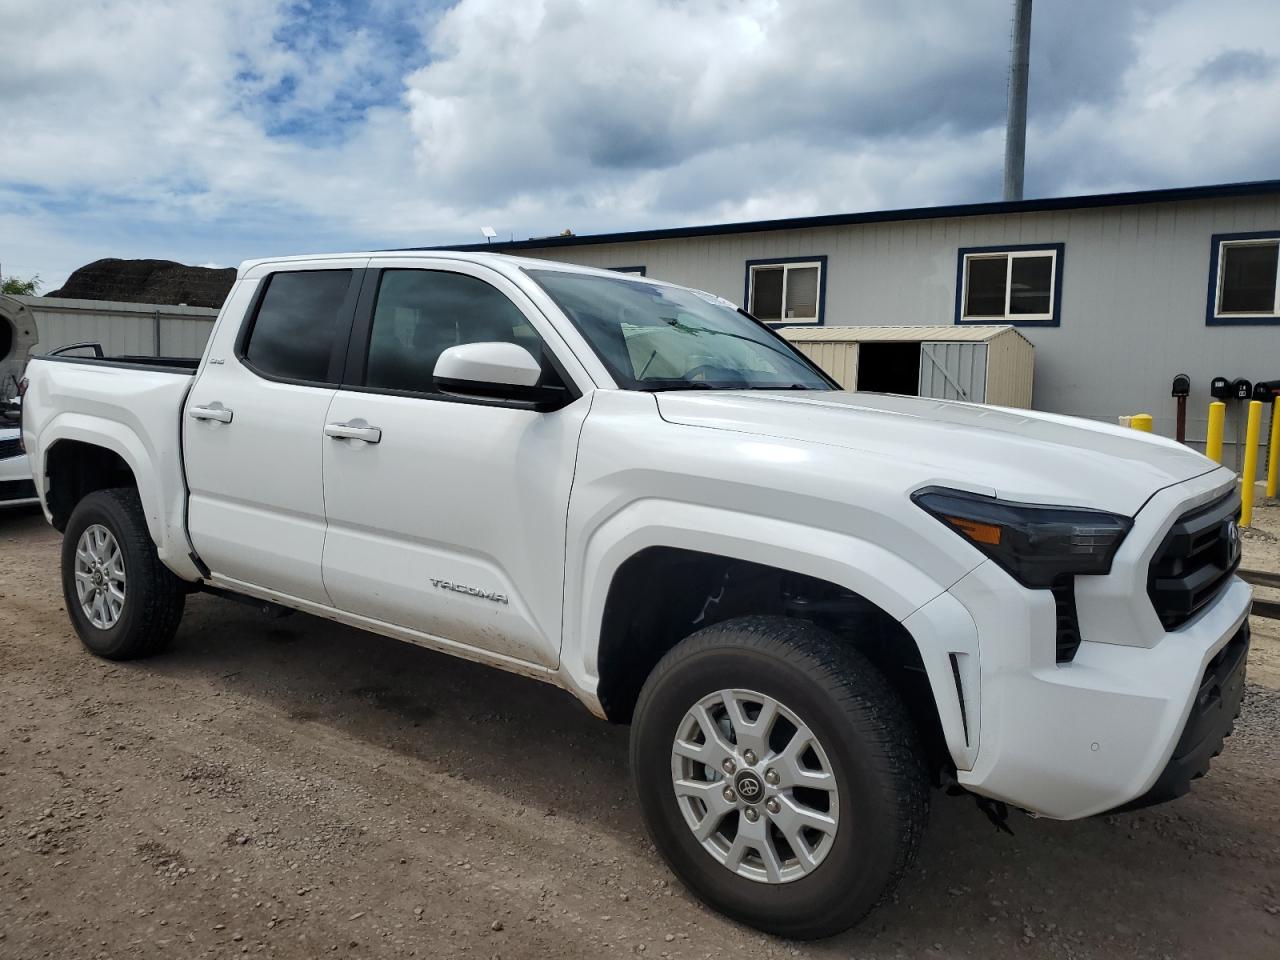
{"left": 429, "top": 578, "right": 509, "bottom": 605}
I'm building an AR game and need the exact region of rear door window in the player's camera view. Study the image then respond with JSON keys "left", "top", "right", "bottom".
{"left": 243, "top": 270, "right": 355, "bottom": 383}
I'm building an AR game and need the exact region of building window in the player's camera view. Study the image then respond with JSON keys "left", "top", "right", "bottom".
{"left": 744, "top": 256, "right": 827, "bottom": 325}
{"left": 608, "top": 265, "right": 647, "bottom": 276}
{"left": 956, "top": 244, "right": 1063, "bottom": 325}
{"left": 1208, "top": 232, "right": 1280, "bottom": 324}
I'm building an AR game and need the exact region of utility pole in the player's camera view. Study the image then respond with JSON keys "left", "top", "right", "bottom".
{"left": 1003, "top": 0, "right": 1033, "bottom": 201}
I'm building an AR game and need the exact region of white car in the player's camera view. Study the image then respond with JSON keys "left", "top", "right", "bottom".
{"left": 0, "top": 426, "right": 38, "bottom": 507}
{"left": 18, "top": 252, "right": 1252, "bottom": 939}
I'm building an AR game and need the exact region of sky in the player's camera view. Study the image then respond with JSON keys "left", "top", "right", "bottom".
{"left": 2, "top": 0, "right": 1279, "bottom": 291}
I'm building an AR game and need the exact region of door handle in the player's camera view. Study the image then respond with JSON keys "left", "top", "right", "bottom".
{"left": 324, "top": 421, "right": 382, "bottom": 444}
{"left": 188, "top": 404, "right": 233, "bottom": 423}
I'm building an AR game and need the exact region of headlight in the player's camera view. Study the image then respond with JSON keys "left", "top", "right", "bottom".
{"left": 912, "top": 486, "right": 1132, "bottom": 589}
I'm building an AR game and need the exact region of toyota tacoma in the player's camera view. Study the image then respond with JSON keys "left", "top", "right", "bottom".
{"left": 19, "top": 252, "right": 1251, "bottom": 938}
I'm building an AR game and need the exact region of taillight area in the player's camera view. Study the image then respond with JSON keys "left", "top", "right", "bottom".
{"left": 17, "top": 377, "right": 29, "bottom": 452}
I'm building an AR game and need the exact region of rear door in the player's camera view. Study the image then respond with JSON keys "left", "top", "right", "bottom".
{"left": 319, "top": 259, "right": 590, "bottom": 668}
{"left": 184, "top": 261, "right": 366, "bottom": 603}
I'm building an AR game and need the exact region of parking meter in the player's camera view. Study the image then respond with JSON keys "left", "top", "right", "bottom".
{"left": 1171, "top": 374, "right": 1191, "bottom": 443}
{"left": 1230, "top": 379, "right": 1254, "bottom": 470}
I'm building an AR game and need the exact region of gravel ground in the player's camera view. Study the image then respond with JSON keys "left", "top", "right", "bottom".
{"left": 1, "top": 503, "right": 1279, "bottom": 959}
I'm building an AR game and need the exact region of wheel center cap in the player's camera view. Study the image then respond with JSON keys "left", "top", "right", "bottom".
{"left": 733, "top": 770, "right": 764, "bottom": 804}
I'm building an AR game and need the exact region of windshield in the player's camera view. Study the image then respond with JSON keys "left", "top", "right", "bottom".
{"left": 527, "top": 269, "right": 834, "bottom": 391}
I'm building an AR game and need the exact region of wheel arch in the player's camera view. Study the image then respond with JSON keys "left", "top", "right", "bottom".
{"left": 43, "top": 432, "right": 145, "bottom": 532}
{"left": 37, "top": 415, "right": 202, "bottom": 581}
{"left": 568, "top": 506, "right": 969, "bottom": 774}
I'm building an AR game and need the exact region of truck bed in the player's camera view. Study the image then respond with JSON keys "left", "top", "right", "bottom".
{"left": 36, "top": 353, "right": 200, "bottom": 375}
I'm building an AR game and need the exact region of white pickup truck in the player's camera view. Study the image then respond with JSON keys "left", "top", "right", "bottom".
{"left": 20, "top": 252, "right": 1251, "bottom": 938}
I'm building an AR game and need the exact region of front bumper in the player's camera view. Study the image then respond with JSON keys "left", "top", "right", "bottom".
{"left": 0, "top": 453, "right": 38, "bottom": 507}
{"left": 941, "top": 561, "right": 1252, "bottom": 820}
{"left": 1117, "top": 620, "right": 1249, "bottom": 810}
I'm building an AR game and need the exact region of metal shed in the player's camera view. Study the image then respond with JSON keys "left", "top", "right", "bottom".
{"left": 0, "top": 294, "right": 218, "bottom": 402}
{"left": 780, "top": 325, "right": 1034, "bottom": 408}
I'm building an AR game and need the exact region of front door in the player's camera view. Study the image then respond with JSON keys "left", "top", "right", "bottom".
{"left": 320, "top": 261, "right": 589, "bottom": 667}
{"left": 184, "top": 262, "right": 366, "bottom": 604}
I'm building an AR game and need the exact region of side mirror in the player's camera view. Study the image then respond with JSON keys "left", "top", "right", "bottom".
{"left": 433, "top": 342, "right": 569, "bottom": 410}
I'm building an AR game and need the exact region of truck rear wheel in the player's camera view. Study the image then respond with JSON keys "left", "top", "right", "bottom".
{"left": 60, "top": 488, "right": 185, "bottom": 660}
{"left": 630, "top": 615, "right": 928, "bottom": 940}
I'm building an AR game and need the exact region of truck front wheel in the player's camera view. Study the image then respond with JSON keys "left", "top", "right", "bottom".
{"left": 630, "top": 615, "right": 928, "bottom": 939}
{"left": 60, "top": 488, "right": 185, "bottom": 660}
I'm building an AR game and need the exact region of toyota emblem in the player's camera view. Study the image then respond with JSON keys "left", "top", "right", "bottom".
{"left": 734, "top": 771, "right": 763, "bottom": 802}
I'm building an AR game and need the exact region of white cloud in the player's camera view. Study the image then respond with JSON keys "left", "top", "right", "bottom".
{"left": 1, "top": 0, "right": 1278, "bottom": 289}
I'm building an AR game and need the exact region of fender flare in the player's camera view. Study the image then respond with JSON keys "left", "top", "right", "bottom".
{"left": 562, "top": 498, "right": 978, "bottom": 767}
{"left": 562, "top": 498, "right": 945, "bottom": 684}
{"left": 37, "top": 413, "right": 202, "bottom": 580}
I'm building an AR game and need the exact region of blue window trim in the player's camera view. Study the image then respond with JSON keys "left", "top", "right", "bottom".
{"left": 743, "top": 255, "right": 828, "bottom": 327}
{"left": 954, "top": 242, "right": 1064, "bottom": 328}
{"left": 1205, "top": 230, "right": 1280, "bottom": 326}
{"left": 608, "top": 265, "right": 647, "bottom": 276}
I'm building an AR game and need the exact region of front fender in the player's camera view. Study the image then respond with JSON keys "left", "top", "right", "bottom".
{"left": 560, "top": 497, "right": 949, "bottom": 704}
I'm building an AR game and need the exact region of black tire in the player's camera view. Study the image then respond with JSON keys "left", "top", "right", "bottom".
{"left": 60, "top": 487, "right": 185, "bottom": 660}
{"left": 631, "top": 615, "right": 928, "bottom": 940}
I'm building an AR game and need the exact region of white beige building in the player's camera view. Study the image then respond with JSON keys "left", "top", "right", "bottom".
{"left": 433, "top": 180, "right": 1280, "bottom": 452}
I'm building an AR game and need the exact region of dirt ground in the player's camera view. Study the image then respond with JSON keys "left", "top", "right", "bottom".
{"left": 2, "top": 502, "right": 1279, "bottom": 960}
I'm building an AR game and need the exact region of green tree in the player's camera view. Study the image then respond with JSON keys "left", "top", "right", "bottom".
{"left": 1, "top": 274, "right": 41, "bottom": 296}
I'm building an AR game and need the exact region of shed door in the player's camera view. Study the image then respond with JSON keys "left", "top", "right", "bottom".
{"left": 919, "top": 342, "right": 987, "bottom": 403}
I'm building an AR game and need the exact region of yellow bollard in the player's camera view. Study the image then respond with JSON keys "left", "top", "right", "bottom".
{"left": 1241, "top": 400, "right": 1262, "bottom": 526}
{"left": 1268, "top": 402, "right": 1279, "bottom": 499}
{"left": 1130, "top": 413, "right": 1153, "bottom": 432}
{"left": 1206, "top": 401, "right": 1226, "bottom": 464}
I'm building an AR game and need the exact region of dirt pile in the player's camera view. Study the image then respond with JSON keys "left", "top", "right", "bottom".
{"left": 46, "top": 258, "right": 235, "bottom": 308}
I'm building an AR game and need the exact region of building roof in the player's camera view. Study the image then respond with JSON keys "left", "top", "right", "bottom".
{"left": 780, "top": 324, "right": 1028, "bottom": 344}
{"left": 420, "top": 179, "right": 1280, "bottom": 253}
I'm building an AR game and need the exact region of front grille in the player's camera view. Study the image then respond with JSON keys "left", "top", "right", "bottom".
{"left": 0, "top": 436, "right": 21, "bottom": 460}
{"left": 1052, "top": 580, "right": 1082, "bottom": 663}
{"left": 1148, "top": 491, "right": 1241, "bottom": 630}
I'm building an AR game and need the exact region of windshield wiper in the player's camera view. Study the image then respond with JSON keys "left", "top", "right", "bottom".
{"left": 635, "top": 379, "right": 720, "bottom": 391}
{"left": 659, "top": 317, "right": 808, "bottom": 366}
{"left": 637, "top": 380, "right": 821, "bottom": 392}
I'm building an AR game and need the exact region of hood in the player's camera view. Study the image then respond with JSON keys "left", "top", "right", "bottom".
{"left": 655, "top": 391, "right": 1220, "bottom": 516}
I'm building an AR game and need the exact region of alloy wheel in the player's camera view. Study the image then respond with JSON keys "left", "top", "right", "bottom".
{"left": 669, "top": 687, "right": 839, "bottom": 884}
{"left": 74, "top": 523, "right": 127, "bottom": 629}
